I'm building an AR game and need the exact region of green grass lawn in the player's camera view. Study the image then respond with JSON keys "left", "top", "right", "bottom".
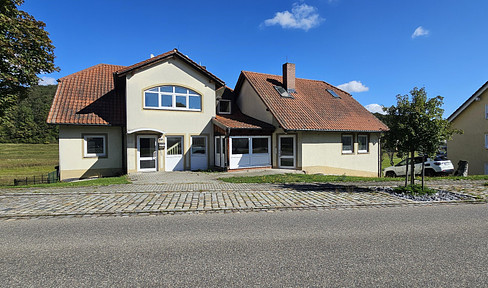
{"left": 220, "top": 173, "right": 488, "bottom": 184}
{"left": 0, "top": 143, "right": 59, "bottom": 185}
{"left": 0, "top": 143, "right": 131, "bottom": 187}
{"left": 2, "top": 175, "right": 130, "bottom": 189}
{"left": 220, "top": 173, "right": 399, "bottom": 184}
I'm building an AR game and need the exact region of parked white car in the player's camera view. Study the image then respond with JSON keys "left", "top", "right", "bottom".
{"left": 384, "top": 156, "right": 454, "bottom": 177}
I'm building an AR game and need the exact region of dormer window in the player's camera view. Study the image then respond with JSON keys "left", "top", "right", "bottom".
{"left": 144, "top": 85, "right": 202, "bottom": 111}
{"left": 218, "top": 100, "right": 231, "bottom": 114}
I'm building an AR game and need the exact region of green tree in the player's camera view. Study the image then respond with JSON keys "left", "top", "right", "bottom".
{"left": 383, "top": 87, "right": 459, "bottom": 186}
{"left": 0, "top": 0, "right": 58, "bottom": 117}
{"left": 0, "top": 84, "right": 58, "bottom": 143}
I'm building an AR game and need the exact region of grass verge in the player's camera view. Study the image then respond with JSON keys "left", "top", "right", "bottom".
{"left": 220, "top": 173, "right": 488, "bottom": 184}
{"left": 0, "top": 175, "right": 131, "bottom": 189}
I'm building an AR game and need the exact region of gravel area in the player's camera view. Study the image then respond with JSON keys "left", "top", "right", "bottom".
{"left": 379, "top": 187, "right": 476, "bottom": 202}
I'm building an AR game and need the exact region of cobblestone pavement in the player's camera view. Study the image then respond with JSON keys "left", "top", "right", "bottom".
{"left": 0, "top": 179, "right": 486, "bottom": 220}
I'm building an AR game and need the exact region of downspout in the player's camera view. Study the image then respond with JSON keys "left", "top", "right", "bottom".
{"left": 378, "top": 134, "right": 382, "bottom": 177}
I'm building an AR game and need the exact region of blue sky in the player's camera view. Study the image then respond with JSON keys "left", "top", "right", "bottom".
{"left": 24, "top": 0, "right": 488, "bottom": 117}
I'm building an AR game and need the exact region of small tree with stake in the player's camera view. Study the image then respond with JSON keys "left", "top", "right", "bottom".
{"left": 383, "top": 87, "right": 459, "bottom": 189}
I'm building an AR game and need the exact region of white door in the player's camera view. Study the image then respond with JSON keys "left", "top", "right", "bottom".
{"left": 165, "top": 136, "right": 184, "bottom": 171}
{"left": 191, "top": 136, "right": 207, "bottom": 171}
{"left": 137, "top": 135, "right": 158, "bottom": 172}
{"left": 278, "top": 135, "right": 296, "bottom": 169}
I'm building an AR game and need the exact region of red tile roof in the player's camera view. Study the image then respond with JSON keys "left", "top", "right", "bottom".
{"left": 47, "top": 64, "right": 126, "bottom": 125}
{"left": 114, "top": 49, "right": 225, "bottom": 88}
{"left": 237, "top": 71, "right": 388, "bottom": 132}
{"left": 213, "top": 111, "right": 275, "bottom": 130}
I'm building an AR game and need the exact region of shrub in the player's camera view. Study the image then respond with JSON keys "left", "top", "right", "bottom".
{"left": 393, "top": 184, "right": 437, "bottom": 195}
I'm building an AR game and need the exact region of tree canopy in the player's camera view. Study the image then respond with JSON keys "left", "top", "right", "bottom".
{"left": 0, "top": 0, "right": 58, "bottom": 116}
{"left": 0, "top": 84, "right": 58, "bottom": 143}
{"left": 383, "top": 87, "right": 459, "bottom": 185}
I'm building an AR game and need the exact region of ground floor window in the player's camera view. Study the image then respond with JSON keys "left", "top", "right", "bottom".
{"left": 358, "top": 134, "right": 369, "bottom": 153}
{"left": 83, "top": 135, "right": 106, "bottom": 157}
{"left": 229, "top": 136, "right": 271, "bottom": 169}
{"left": 341, "top": 134, "right": 353, "bottom": 154}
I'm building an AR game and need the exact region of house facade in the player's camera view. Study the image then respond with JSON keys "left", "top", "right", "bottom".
{"left": 48, "top": 49, "right": 388, "bottom": 180}
{"left": 447, "top": 81, "right": 488, "bottom": 175}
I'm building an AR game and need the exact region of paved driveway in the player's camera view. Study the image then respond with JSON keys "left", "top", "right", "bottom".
{"left": 0, "top": 170, "right": 486, "bottom": 220}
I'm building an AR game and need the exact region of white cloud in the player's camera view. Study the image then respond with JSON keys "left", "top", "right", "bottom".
{"left": 38, "top": 76, "right": 57, "bottom": 85}
{"left": 412, "top": 26, "right": 429, "bottom": 38}
{"left": 337, "top": 80, "right": 369, "bottom": 93}
{"left": 263, "top": 3, "right": 324, "bottom": 31}
{"left": 365, "top": 104, "right": 386, "bottom": 114}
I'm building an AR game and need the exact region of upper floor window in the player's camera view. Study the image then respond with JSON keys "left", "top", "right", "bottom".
{"left": 485, "top": 104, "right": 488, "bottom": 120}
{"left": 218, "top": 100, "right": 231, "bottom": 114}
{"left": 144, "top": 85, "right": 202, "bottom": 111}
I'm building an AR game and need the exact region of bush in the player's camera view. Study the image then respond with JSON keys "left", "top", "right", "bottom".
{"left": 393, "top": 184, "right": 437, "bottom": 195}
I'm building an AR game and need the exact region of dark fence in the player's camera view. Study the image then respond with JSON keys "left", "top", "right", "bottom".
{"left": 13, "top": 170, "right": 59, "bottom": 186}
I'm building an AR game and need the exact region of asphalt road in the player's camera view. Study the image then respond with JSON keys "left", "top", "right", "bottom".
{"left": 1, "top": 205, "right": 487, "bottom": 287}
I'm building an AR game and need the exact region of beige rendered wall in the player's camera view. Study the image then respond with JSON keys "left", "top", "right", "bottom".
{"left": 125, "top": 58, "right": 216, "bottom": 172}
{"left": 448, "top": 89, "right": 488, "bottom": 175}
{"left": 300, "top": 132, "right": 380, "bottom": 177}
{"left": 237, "top": 79, "right": 274, "bottom": 124}
{"left": 58, "top": 125, "right": 123, "bottom": 180}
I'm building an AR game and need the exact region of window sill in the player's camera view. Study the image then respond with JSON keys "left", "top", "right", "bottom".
{"left": 84, "top": 155, "right": 107, "bottom": 158}
{"left": 144, "top": 107, "right": 201, "bottom": 112}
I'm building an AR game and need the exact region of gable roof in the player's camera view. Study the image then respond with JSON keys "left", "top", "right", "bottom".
{"left": 448, "top": 81, "right": 488, "bottom": 122}
{"left": 235, "top": 71, "right": 388, "bottom": 132}
{"left": 47, "top": 64, "right": 126, "bottom": 125}
{"left": 47, "top": 49, "right": 225, "bottom": 126}
{"left": 114, "top": 49, "right": 225, "bottom": 89}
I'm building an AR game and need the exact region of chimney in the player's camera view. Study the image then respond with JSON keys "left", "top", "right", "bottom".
{"left": 282, "top": 63, "right": 296, "bottom": 93}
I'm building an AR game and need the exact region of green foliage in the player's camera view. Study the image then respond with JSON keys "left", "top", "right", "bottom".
{"left": 383, "top": 87, "right": 461, "bottom": 185}
{"left": 393, "top": 184, "right": 437, "bottom": 195}
{"left": 0, "top": 84, "right": 58, "bottom": 143}
{"left": 0, "top": 0, "right": 59, "bottom": 116}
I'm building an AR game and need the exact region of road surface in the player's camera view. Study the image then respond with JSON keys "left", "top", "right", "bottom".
{"left": 1, "top": 204, "right": 487, "bottom": 287}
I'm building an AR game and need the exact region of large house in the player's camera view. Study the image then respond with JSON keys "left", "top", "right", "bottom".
{"left": 47, "top": 49, "right": 388, "bottom": 180}
{"left": 447, "top": 81, "right": 488, "bottom": 175}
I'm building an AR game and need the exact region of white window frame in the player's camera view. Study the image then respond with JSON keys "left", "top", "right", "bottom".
{"left": 143, "top": 85, "right": 202, "bottom": 111}
{"left": 83, "top": 135, "right": 106, "bottom": 158}
{"left": 218, "top": 100, "right": 231, "bottom": 114}
{"left": 231, "top": 137, "right": 250, "bottom": 155}
{"left": 341, "top": 134, "right": 354, "bottom": 154}
{"left": 485, "top": 134, "right": 488, "bottom": 149}
{"left": 357, "top": 134, "right": 369, "bottom": 153}
{"left": 485, "top": 104, "right": 488, "bottom": 120}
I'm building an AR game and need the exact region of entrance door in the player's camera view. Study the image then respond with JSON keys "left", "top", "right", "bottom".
{"left": 137, "top": 135, "right": 158, "bottom": 171}
{"left": 191, "top": 136, "right": 207, "bottom": 171}
{"left": 278, "top": 135, "right": 296, "bottom": 169}
{"left": 165, "top": 136, "right": 184, "bottom": 171}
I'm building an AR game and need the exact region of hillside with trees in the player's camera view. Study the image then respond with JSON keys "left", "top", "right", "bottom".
{"left": 0, "top": 85, "right": 58, "bottom": 143}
